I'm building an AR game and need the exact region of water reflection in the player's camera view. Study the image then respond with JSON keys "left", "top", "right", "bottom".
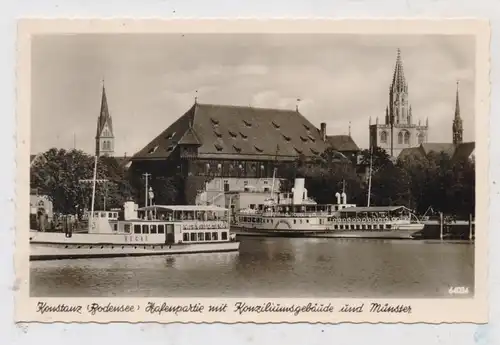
{"left": 30, "top": 237, "right": 474, "bottom": 298}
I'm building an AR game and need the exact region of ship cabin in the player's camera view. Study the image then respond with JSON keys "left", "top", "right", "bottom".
{"left": 120, "top": 205, "right": 232, "bottom": 244}
{"left": 327, "top": 206, "right": 414, "bottom": 231}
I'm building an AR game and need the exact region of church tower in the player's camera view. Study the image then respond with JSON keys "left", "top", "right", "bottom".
{"left": 452, "top": 81, "right": 463, "bottom": 145}
{"left": 95, "top": 82, "right": 115, "bottom": 157}
{"left": 369, "top": 49, "right": 429, "bottom": 157}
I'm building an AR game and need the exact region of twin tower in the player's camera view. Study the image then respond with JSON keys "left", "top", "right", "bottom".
{"left": 369, "top": 49, "right": 464, "bottom": 158}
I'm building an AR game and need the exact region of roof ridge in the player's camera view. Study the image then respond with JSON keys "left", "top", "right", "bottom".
{"left": 195, "top": 102, "right": 298, "bottom": 113}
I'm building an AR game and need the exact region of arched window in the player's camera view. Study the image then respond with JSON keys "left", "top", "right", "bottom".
{"left": 102, "top": 141, "right": 107, "bottom": 150}
{"left": 418, "top": 133, "right": 425, "bottom": 144}
{"left": 403, "top": 131, "right": 410, "bottom": 145}
{"left": 398, "top": 132, "right": 403, "bottom": 144}
{"left": 380, "top": 131, "right": 388, "bottom": 144}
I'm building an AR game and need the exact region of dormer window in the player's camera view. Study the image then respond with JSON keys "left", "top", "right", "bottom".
{"left": 214, "top": 130, "right": 222, "bottom": 138}
{"left": 282, "top": 134, "right": 291, "bottom": 142}
{"left": 233, "top": 145, "right": 242, "bottom": 153}
{"left": 166, "top": 145, "right": 174, "bottom": 152}
{"left": 303, "top": 124, "right": 310, "bottom": 131}
{"left": 254, "top": 145, "right": 263, "bottom": 153}
{"left": 166, "top": 132, "right": 176, "bottom": 140}
{"left": 272, "top": 121, "right": 280, "bottom": 129}
{"left": 310, "top": 148, "right": 319, "bottom": 155}
{"left": 214, "top": 143, "right": 223, "bottom": 151}
{"left": 300, "top": 136, "right": 308, "bottom": 142}
{"left": 308, "top": 134, "right": 316, "bottom": 142}
{"left": 210, "top": 118, "right": 219, "bottom": 126}
{"left": 294, "top": 147, "right": 303, "bottom": 154}
{"left": 243, "top": 119, "right": 252, "bottom": 127}
{"left": 229, "top": 130, "right": 237, "bottom": 138}
{"left": 240, "top": 132, "right": 248, "bottom": 139}
{"left": 148, "top": 145, "right": 159, "bottom": 154}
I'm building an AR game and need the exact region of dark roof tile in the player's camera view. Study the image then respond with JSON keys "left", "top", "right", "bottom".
{"left": 326, "top": 135, "right": 360, "bottom": 152}
{"left": 132, "top": 103, "right": 330, "bottom": 161}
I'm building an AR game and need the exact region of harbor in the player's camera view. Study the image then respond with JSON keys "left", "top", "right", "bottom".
{"left": 30, "top": 235, "right": 474, "bottom": 298}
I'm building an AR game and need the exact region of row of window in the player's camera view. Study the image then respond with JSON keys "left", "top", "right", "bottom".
{"left": 100, "top": 140, "right": 113, "bottom": 151}
{"left": 182, "top": 231, "right": 228, "bottom": 242}
{"left": 379, "top": 131, "right": 425, "bottom": 145}
{"left": 240, "top": 217, "right": 312, "bottom": 225}
{"left": 128, "top": 224, "right": 169, "bottom": 234}
{"left": 334, "top": 224, "right": 392, "bottom": 230}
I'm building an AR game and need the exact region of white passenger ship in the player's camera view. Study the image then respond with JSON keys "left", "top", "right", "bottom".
{"left": 231, "top": 177, "right": 424, "bottom": 239}
{"left": 29, "top": 157, "right": 239, "bottom": 260}
{"left": 231, "top": 177, "right": 354, "bottom": 236}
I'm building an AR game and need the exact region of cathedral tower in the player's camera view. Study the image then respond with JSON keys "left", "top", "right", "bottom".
{"left": 369, "top": 49, "right": 429, "bottom": 157}
{"left": 95, "top": 82, "right": 115, "bottom": 157}
{"left": 452, "top": 81, "right": 463, "bottom": 145}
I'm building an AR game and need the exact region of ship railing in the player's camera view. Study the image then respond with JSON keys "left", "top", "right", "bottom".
{"left": 181, "top": 221, "right": 229, "bottom": 231}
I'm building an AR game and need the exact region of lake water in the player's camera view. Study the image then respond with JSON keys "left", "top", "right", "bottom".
{"left": 30, "top": 237, "right": 474, "bottom": 298}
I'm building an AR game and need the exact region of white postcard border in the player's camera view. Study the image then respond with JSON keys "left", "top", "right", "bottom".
{"left": 15, "top": 18, "right": 490, "bottom": 324}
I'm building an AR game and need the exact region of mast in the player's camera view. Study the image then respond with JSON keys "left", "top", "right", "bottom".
{"left": 142, "top": 173, "right": 151, "bottom": 208}
{"left": 367, "top": 148, "right": 373, "bottom": 207}
{"left": 90, "top": 155, "right": 98, "bottom": 224}
{"left": 270, "top": 167, "right": 277, "bottom": 200}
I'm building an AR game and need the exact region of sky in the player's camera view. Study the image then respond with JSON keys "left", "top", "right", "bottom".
{"left": 30, "top": 33, "right": 476, "bottom": 156}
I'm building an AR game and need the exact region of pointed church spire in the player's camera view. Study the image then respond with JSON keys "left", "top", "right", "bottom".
{"left": 392, "top": 48, "right": 407, "bottom": 93}
{"left": 453, "top": 80, "right": 463, "bottom": 145}
{"left": 95, "top": 80, "right": 114, "bottom": 157}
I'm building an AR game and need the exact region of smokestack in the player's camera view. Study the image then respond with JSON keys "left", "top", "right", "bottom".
{"left": 292, "top": 178, "right": 305, "bottom": 205}
{"left": 320, "top": 122, "right": 327, "bottom": 141}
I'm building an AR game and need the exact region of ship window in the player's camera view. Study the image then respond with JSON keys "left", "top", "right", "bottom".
{"left": 100, "top": 212, "right": 106, "bottom": 217}
{"left": 124, "top": 224, "right": 131, "bottom": 233}
{"left": 108, "top": 212, "right": 113, "bottom": 217}
{"left": 134, "top": 224, "right": 141, "bottom": 234}
{"left": 293, "top": 220, "right": 297, "bottom": 224}
{"left": 158, "top": 224, "right": 165, "bottom": 233}
{"left": 142, "top": 225, "right": 149, "bottom": 234}
{"left": 212, "top": 232, "right": 218, "bottom": 240}
{"left": 205, "top": 232, "right": 212, "bottom": 241}
{"left": 150, "top": 225, "right": 157, "bottom": 234}
{"left": 198, "top": 232, "right": 205, "bottom": 241}
{"left": 190, "top": 233, "right": 196, "bottom": 241}
{"left": 306, "top": 219, "right": 309, "bottom": 223}
{"left": 334, "top": 225, "right": 338, "bottom": 230}
{"left": 113, "top": 224, "right": 118, "bottom": 231}
{"left": 183, "top": 233, "right": 189, "bottom": 241}
{"left": 221, "top": 232, "right": 228, "bottom": 240}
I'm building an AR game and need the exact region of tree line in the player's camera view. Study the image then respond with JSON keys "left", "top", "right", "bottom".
{"left": 30, "top": 146, "right": 475, "bottom": 219}
{"left": 279, "top": 146, "right": 475, "bottom": 219}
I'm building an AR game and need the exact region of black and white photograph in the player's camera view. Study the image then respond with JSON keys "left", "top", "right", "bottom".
{"left": 16, "top": 19, "right": 489, "bottom": 323}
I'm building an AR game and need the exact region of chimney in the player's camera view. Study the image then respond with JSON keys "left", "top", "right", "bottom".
{"left": 320, "top": 122, "right": 327, "bottom": 141}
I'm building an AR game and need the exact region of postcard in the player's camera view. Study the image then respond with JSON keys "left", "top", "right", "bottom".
{"left": 16, "top": 19, "right": 490, "bottom": 323}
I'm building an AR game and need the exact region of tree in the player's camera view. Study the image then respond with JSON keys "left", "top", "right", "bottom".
{"left": 30, "top": 148, "right": 135, "bottom": 216}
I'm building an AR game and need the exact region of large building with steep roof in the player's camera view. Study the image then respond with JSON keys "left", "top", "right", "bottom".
{"left": 130, "top": 101, "right": 333, "bottom": 205}
{"left": 369, "top": 49, "right": 429, "bottom": 158}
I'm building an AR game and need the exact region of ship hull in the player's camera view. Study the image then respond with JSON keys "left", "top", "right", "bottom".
{"left": 29, "top": 231, "right": 239, "bottom": 261}
{"left": 231, "top": 223, "right": 424, "bottom": 239}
